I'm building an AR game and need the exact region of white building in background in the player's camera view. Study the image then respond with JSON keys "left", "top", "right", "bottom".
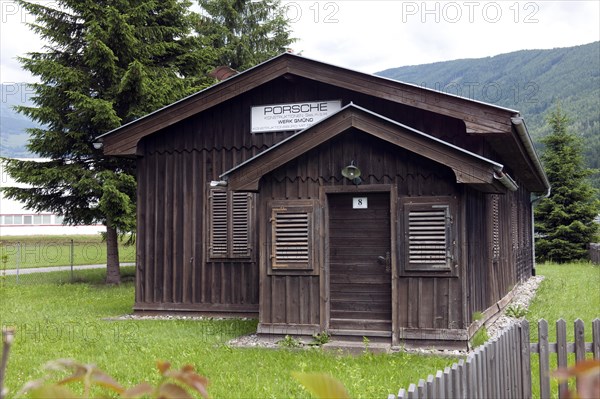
{"left": 0, "top": 159, "right": 105, "bottom": 236}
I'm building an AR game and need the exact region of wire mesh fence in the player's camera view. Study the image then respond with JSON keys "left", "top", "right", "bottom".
{"left": 0, "top": 240, "right": 135, "bottom": 285}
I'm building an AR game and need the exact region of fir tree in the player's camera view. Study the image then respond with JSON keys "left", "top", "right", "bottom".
{"left": 2, "top": 0, "right": 213, "bottom": 284}
{"left": 197, "top": 0, "right": 295, "bottom": 71}
{"left": 534, "top": 106, "right": 600, "bottom": 263}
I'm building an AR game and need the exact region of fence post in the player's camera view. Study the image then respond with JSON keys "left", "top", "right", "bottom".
{"left": 407, "top": 383, "right": 416, "bottom": 399}
{"left": 475, "top": 349, "right": 484, "bottom": 399}
{"left": 593, "top": 319, "right": 600, "bottom": 359}
{"left": 417, "top": 379, "right": 425, "bottom": 399}
{"left": 0, "top": 328, "right": 15, "bottom": 399}
{"left": 425, "top": 374, "right": 434, "bottom": 398}
{"left": 538, "top": 319, "right": 551, "bottom": 399}
{"left": 556, "top": 319, "right": 568, "bottom": 398}
{"left": 434, "top": 370, "right": 444, "bottom": 399}
{"left": 520, "top": 320, "right": 532, "bottom": 399}
{"left": 574, "top": 319, "right": 586, "bottom": 393}
{"left": 511, "top": 325, "right": 520, "bottom": 399}
{"left": 70, "top": 239, "right": 74, "bottom": 282}
{"left": 458, "top": 359, "right": 467, "bottom": 399}
{"left": 15, "top": 242, "right": 20, "bottom": 284}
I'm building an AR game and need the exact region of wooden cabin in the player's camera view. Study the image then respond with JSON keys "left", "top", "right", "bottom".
{"left": 99, "top": 53, "right": 550, "bottom": 348}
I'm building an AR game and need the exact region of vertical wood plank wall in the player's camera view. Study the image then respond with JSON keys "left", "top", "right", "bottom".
{"left": 258, "top": 130, "right": 465, "bottom": 332}
{"left": 133, "top": 75, "right": 469, "bottom": 313}
{"left": 133, "top": 73, "right": 533, "bottom": 335}
{"left": 466, "top": 182, "right": 533, "bottom": 323}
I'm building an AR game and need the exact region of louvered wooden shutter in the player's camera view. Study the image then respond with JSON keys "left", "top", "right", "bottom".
{"left": 270, "top": 204, "right": 313, "bottom": 270}
{"left": 208, "top": 189, "right": 254, "bottom": 259}
{"left": 209, "top": 189, "right": 229, "bottom": 258}
{"left": 404, "top": 202, "right": 452, "bottom": 271}
{"left": 511, "top": 201, "right": 518, "bottom": 250}
{"left": 232, "top": 192, "right": 253, "bottom": 257}
{"left": 491, "top": 195, "right": 500, "bottom": 261}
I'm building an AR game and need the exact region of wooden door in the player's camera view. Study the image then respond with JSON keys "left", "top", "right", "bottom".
{"left": 328, "top": 193, "right": 392, "bottom": 332}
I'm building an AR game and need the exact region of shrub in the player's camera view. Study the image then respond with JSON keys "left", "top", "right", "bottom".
{"left": 310, "top": 331, "right": 330, "bottom": 346}
{"left": 278, "top": 335, "right": 301, "bottom": 348}
{"left": 506, "top": 304, "right": 528, "bottom": 318}
{"left": 470, "top": 327, "right": 490, "bottom": 349}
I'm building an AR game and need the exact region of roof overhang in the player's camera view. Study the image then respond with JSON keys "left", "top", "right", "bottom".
{"left": 97, "top": 52, "right": 548, "bottom": 194}
{"left": 98, "top": 52, "right": 518, "bottom": 156}
{"left": 221, "top": 104, "right": 517, "bottom": 193}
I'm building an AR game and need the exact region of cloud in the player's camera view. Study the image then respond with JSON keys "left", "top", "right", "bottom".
{"left": 1, "top": 0, "right": 599, "bottom": 83}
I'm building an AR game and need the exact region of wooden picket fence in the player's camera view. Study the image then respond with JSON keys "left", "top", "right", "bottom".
{"left": 532, "top": 319, "right": 600, "bottom": 399}
{"left": 388, "top": 319, "right": 600, "bottom": 399}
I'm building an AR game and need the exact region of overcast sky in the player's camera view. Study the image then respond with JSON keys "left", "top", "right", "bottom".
{"left": 1, "top": 0, "right": 599, "bottom": 85}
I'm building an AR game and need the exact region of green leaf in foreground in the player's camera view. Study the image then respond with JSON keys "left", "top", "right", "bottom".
{"left": 293, "top": 372, "right": 350, "bottom": 399}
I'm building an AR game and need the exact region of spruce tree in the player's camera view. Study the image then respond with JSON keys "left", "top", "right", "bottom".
{"left": 197, "top": 0, "right": 294, "bottom": 71}
{"left": 2, "top": 0, "right": 213, "bottom": 283}
{"left": 534, "top": 106, "right": 600, "bottom": 263}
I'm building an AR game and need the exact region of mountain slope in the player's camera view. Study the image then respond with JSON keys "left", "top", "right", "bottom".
{"left": 0, "top": 83, "right": 36, "bottom": 158}
{"left": 2, "top": 43, "right": 599, "bottom": 185}
{"left": 377, "top": 42, "right": 600, "bottom": 188}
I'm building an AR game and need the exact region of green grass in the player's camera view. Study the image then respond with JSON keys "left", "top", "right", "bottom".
{"left": 526, "top": 262, "right": 600, "bottom": 399}
{"left": 470, "top": 326, "right": 490, "bottom": 348}
{"left": 5, "top": 255, "right": 595, "bottom": 397}
{"left": 1, "top": 268, "right": 455, "bottom": 399}
{"left": 0, "top": 235, "right": 135, "bottom": 269}
{"left": 527, "top": 262, "right": 600, "bottom": 341}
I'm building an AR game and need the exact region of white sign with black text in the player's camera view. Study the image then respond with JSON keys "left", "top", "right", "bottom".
{"left": 353, "top": 197, "right": 368, "bottom": 209}
{"left": 251, "top": 100, "right": 342, "bottom": 133}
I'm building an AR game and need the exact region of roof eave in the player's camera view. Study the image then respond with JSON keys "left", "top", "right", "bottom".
{"left": 511, "top": 117, "right": 551, "bottom": 194}
{"left": 222, "top": 104, "right": 511, "bottom": 192}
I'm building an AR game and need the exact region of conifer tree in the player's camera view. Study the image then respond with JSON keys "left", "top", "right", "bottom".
{"left": 534, "top": 106, "right": 600, "bottom": 263}
{"left": 2, "top": 0, "right": 213, "bottom": 284}
{"left": 197, "top": 0, "right": 294, "bottom": 71}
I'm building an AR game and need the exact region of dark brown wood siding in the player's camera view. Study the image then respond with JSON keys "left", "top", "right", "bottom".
{"left": 134, "top": 76, "right": 477, "bottom": 313}
{"left": 258, "top": 130, "right": 465, "bottom": 333}
{"left": 465, "top": 181, "right": 533, "bottom": 322}
{"left": 133, "top": 74, "right": 532, "bottom": 330}
{"left": 135, "top": 148, "right": 259, "bottom": 311}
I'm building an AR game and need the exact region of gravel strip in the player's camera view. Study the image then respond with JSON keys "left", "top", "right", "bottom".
{"left": 108, "top": 275, "right": 545, "bottom": 353}
{"left": 486, "top": 275, "right": 545, "bottom": 340}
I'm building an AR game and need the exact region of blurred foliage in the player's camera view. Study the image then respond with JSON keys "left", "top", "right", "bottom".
{"left": 19, "top": 359, "right": 209, "bottom": 399}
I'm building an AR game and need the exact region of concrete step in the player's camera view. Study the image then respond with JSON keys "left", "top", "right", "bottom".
{"left": 322, "top": 340, "right": 391, "bottom": 355}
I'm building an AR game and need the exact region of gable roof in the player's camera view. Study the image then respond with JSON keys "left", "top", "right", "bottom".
{"left": 98, "top": 52, "right": 549, "bottom": 193}
{"left": 98, "top": 53, "right": 518, "bottom": 153}
{"left": 221, "top": 103, "right": 516, "bottom": 193}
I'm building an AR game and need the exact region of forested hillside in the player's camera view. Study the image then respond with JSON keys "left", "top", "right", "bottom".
{"left": 378, "top": 41, "right": 600, "bottom": 191}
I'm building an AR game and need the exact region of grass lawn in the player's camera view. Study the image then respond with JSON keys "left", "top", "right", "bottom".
{"left": 2, "top": 260, "right": 597, "bottom": 398}
{"left": 0, "top": 235, "right": 135, "bottom": 269}
{"left": 527, "top": 262, "right": 600, "bottom": 341}
{"left": 526, "top": 261, "right": 600, "bottom": 399}
{"left": 0, "top": 267, "right": 455, "bottom": 398}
